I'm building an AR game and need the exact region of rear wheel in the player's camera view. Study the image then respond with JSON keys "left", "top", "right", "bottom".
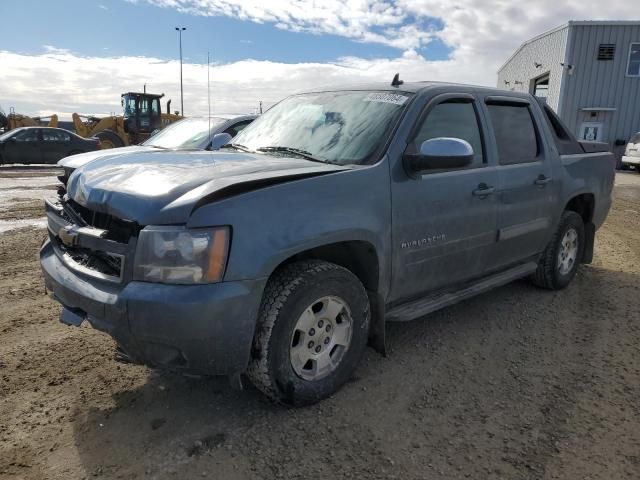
{"left": 531, "top": 211, "right": 585, "bottom": 290}
{"left": 247, "top": 260, "right": 370, "bottom": 406}
{"left": 95, "top": 130, "right": 124, "bottom": 149}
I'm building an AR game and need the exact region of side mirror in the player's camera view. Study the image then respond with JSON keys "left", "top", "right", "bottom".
{"left": 9, "top": 136, "right": 17, "bottom": 142}
{"left": 209, "top": 132, "right": 233, "bottom": 151}
{"left": 404, "top": 137, "right": 473, "bottom": 177}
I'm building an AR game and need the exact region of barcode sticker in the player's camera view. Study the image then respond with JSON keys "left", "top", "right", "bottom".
{"left": 364, "top": 93, "right": 409, "bottom": 105}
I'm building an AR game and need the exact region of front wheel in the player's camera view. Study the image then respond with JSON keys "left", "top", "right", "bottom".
{"left": 247, "top": 260, "right": 370, "bottom": 406}
{"left": 95, "top": 130, "right": 125, "bottom": 149}
{"left": 531, "top": 211, "right": 585, "bottom": 290}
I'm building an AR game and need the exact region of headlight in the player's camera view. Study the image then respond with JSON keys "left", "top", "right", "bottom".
{"left": 133, "top": 226, "right": 230, "bottom": 284}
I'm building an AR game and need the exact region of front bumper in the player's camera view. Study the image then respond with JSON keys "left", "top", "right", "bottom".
{"left": 41, "top": 239, "right": 266, "bottom": 375}
{"left": 621, "top": 155, "right": 640, "bottom": 166}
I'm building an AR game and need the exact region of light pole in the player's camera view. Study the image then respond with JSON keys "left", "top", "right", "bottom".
{"left": 175, "top": 26, "right": 186, "bottom": 116}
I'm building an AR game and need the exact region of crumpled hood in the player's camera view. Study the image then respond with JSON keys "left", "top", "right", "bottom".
{"left": 58, "top": 145, "right": 154, "bottom": 169}
{"left": 67, "top": 149, "right": 350, "bottom": 225}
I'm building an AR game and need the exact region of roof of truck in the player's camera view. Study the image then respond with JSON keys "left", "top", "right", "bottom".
{"left": 302, "top": 81, "right": 524, "bottom": 96}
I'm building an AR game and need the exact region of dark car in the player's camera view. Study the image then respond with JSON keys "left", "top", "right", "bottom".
{"left": 0, "top": 127, "right": 100, "bottom": 165}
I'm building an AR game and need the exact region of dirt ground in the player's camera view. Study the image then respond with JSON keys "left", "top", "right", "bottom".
{"left": 1, "top": 169, "right": 639, "bottom": 480}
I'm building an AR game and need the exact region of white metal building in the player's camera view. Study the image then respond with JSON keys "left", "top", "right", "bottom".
{"left": 498, "top": 21, "right": 640, "bottom": 157}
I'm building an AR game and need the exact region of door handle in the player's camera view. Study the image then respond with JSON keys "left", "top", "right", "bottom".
{"left": 534, "top": 175, "right": 551, "bottom": 186}
{"left": 472, "top": 184, "right": 495, "bottom": 197}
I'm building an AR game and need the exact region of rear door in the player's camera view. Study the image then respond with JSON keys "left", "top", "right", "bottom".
{"left": 482, "top": 96, "right": 555, "bottom": 269}
{"left": 42, "top": 129, "right": 73, "bottom": 163}
{"left": 4, "top": 129, "right": 41, "bottom": 164}
{"left": 389, "top": 93, "right": 499, "bottom": 302}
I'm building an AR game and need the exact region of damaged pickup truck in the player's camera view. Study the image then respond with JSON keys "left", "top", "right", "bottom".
{"left": 41, "top": 79, "right": 615, "bottom": 405}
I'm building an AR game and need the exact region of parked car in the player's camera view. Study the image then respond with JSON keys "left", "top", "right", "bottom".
{"left": 57, "top": 114, "right": 257, "bottom": 184}
{"left": 0, "top": 127, "right": 100, "bottom": 165}
{"left": 621, "top": 132, "right": 640, "bottom": 172}
{"left": 41, "top": 80, "right": 615, "bottom": 406}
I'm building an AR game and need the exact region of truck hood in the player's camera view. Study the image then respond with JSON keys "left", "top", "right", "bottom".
{"left": 66, "top": 149, "right": 350, "bottom": 225}
{"left": 58, "top": 145, "right": 154, "bottom": 169}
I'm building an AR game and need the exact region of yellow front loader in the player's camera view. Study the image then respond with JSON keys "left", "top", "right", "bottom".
{"left": 0, "top": 107, "right": 58, "bottom": 131}
{"left": 72, "top": 92, "right": 182, "bottom": 149}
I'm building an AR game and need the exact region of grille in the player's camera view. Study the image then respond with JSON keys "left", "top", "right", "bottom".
{"left": 47, "top": 198, "right": 131, "bottom": 283}
{"left": 66, "top": 199, "right": 139, "bottom": 243}
{"left": 60, "top": 244, "right": 124, "bottom": 282}
{"left": 597, "top": 44, "right": 615, "bottom": 61}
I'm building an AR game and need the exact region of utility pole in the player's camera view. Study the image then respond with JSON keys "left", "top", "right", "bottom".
{"left": 175, "top": 27, "right": 186, "bottom": 115}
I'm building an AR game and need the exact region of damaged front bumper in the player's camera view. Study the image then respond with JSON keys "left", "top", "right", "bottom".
{"left": 39, "top": 198, "right": 265, "bottom": 377}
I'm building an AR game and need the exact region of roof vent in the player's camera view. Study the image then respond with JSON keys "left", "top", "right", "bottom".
{"left": 597, "top": 44, "right": 615, "bottom": 61}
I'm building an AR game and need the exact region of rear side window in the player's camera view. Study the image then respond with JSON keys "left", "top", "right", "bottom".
{"left": 541, "top": 104, "right": 583, "bottom": 155}
{"left": 43, "top": 130, "right": 71, "bottom": 142}
{"left": 487, "top": 104, "right": 538, "bottom": 165}
{"left": 414, "top": 100, "right": 484, "bottom": 166}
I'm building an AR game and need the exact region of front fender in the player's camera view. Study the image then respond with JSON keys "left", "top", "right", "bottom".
{"left": 187, "top": 162, "right": 392, "bottom": 293}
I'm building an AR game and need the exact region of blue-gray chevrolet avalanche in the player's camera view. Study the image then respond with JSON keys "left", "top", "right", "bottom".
{"left": 41, "top": 79, "right": 615, "bottom": 405}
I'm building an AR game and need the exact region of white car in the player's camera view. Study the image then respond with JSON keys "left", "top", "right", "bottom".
{"left": 621, "top": 132, "right": 640, "bottom": 172}
{"left": 57, "top": 114, "right": 257, "bottom": 184}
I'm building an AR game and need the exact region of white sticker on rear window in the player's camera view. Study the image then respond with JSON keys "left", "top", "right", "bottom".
{"left": 364, "top": 93, "right": 409, "bottom": 105}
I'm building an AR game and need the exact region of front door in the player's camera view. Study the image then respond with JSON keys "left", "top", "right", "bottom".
{"left": 4, "top": 128, "right": 41, "bottom": 164}
{"left": 482, "top": 98, "right": 555, "bottom": 269}
{"left": 389, "top": 94, "right": 499, "bottom": 303}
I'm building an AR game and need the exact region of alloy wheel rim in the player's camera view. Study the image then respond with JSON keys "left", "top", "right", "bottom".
{"left": 557, "top": 228, "right": 579, "bottom": 275}
{"left": 289, "top": 296, "right": 353, "bottom": 381}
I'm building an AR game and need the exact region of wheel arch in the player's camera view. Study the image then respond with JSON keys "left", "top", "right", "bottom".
{"left": 563, "top": 192, "right": 595, "bottom": 264}
{"left": 564, "top": 192, "right": 595, "bottom": 224}
{"left": 262, "top": 239, "right": 387, "bottom": 356}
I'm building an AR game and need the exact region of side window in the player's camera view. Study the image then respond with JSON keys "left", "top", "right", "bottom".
{"left": 42, "top": 130, "right": 63, "bottom": 141}
{"left": 413, "top": 100, "right": 484, "bottom": 166}
{"left": 627, "top": 42, "right": 640, "bottom": 76}
{"left": 487, "top": 104, "right": 539, "bottom": 165}
{"left": 223, "top": 120, "right": 253, "bottom": 137}
{"left": 15, "top": 129, "right": 39, "bottom": 142}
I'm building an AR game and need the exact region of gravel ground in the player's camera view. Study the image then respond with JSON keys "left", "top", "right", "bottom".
{"left": 0, "top": 169, "right": 639, "bottom": 480}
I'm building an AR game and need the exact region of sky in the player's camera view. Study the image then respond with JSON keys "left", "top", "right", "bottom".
{"left": 0, "top": 0, "right": 638, "bottom": 118}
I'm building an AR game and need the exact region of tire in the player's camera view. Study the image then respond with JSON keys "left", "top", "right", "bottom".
{"left": 247, "top": 260, "right": 370, "bottom": 406}
{"left": 531, "top": 211, "right": 585, "bottom": 290}
{"left": 95, "top": 130, "right": 125, "bottom": 149}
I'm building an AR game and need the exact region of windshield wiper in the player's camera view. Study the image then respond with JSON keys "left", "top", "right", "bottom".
{"left": 220, "top": 143, "right": 253, "bottom": 153}
{"left": 256, "top": 146, "right": 328, "bottom": 163}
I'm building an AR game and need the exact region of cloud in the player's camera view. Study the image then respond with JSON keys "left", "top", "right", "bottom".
{"left": 3, "top": 1, "right": 638, "bottom": 118}
{"left": 136, "top": 0, "right": 638, "bottom": 57}
{"left": 0, "top": 48, "right": 483, "bottom": 118}
{"left": 135, "top": 0, "right": 437, "bottom": 49}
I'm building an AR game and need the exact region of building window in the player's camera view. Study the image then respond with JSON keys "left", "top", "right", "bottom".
{"left": 628, "top": 43, "right": 640, "bottom": 76}
{"left": 597, "top": 44, "right": 615, "bottom": 61}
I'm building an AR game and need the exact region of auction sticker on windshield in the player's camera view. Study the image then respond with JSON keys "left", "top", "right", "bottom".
{"left": 365, "top": 93, "right": 409, "bottom": 105}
